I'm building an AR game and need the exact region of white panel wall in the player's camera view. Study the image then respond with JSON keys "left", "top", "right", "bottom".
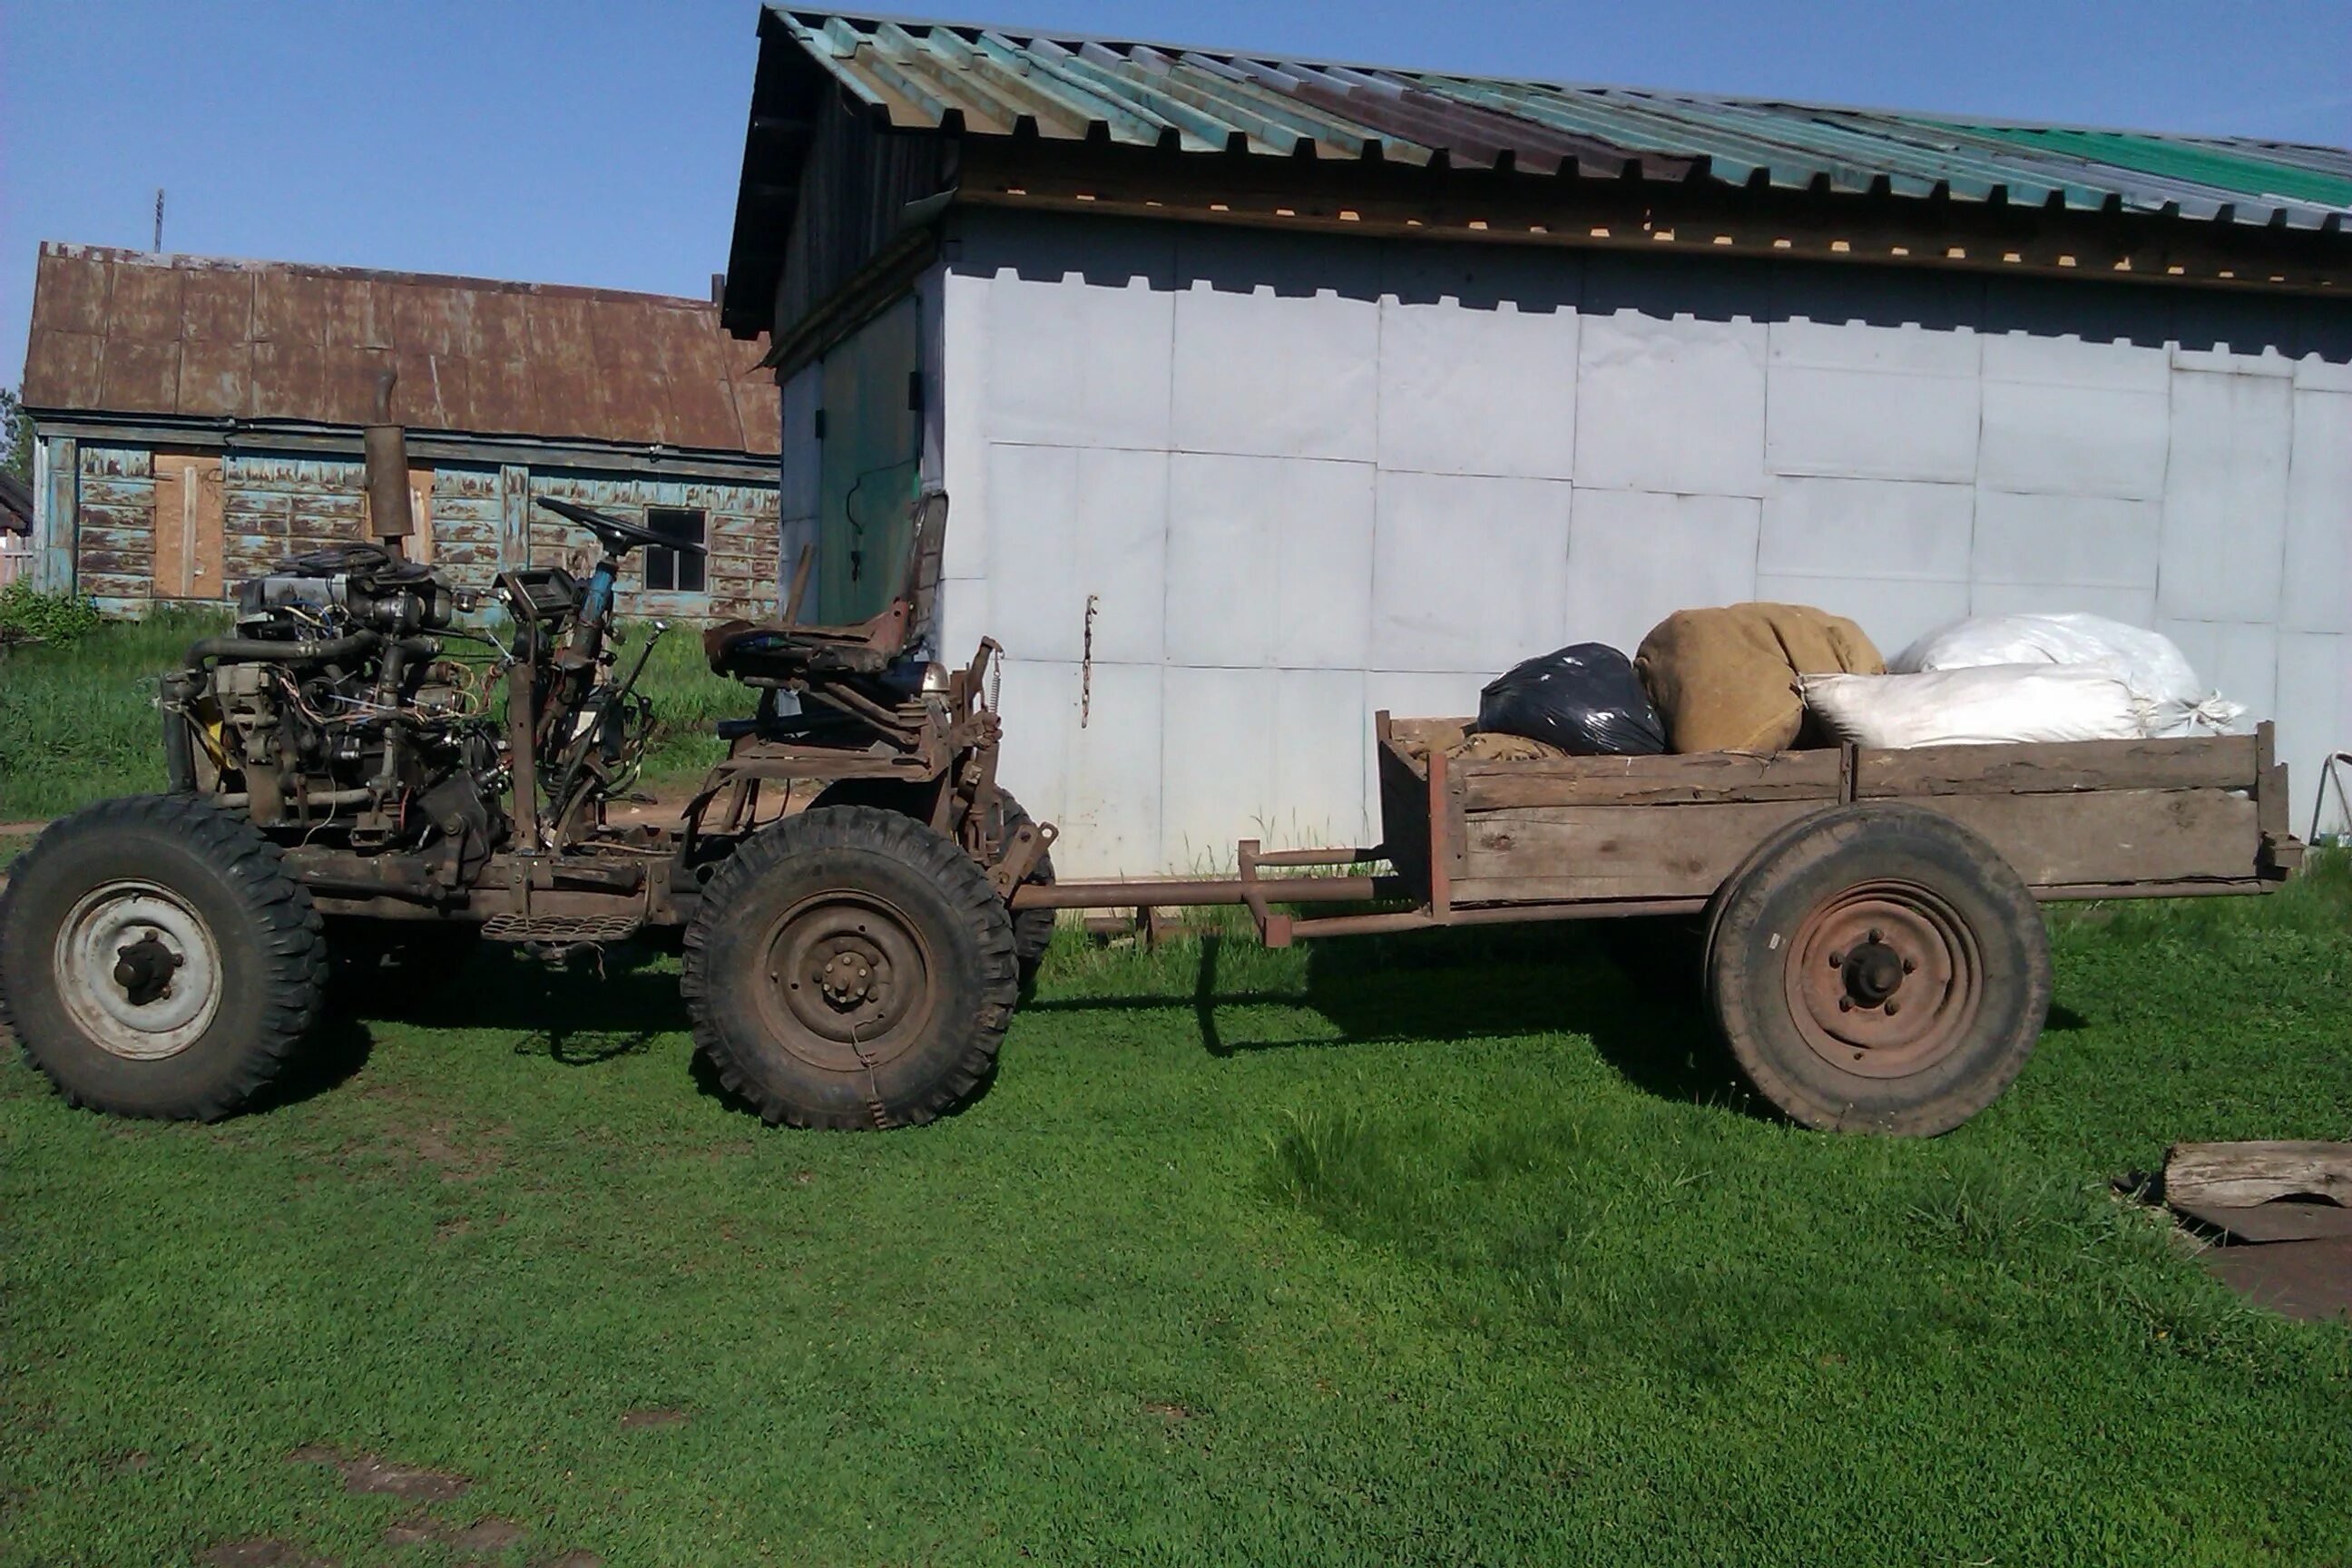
{"left": 1574, "top": 313, "right": 1768, "bottom": 496}
{"left": 936, "top": 232, "right": 2352, "bottom": 871}
{"left": 2159, "top": 361, "right": 2293, "bottom": 623}
{"left": 1378, "top": 299, "right": 1578, "bottom": 479}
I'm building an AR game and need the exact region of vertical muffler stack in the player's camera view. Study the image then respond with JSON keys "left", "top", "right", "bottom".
{"left": 365, "top": 365, "right": 414, "bottom": 561}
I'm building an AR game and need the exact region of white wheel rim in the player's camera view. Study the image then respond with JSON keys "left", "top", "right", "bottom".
{"left": 51, "top": 879, "right": 223, "bottom": 1060}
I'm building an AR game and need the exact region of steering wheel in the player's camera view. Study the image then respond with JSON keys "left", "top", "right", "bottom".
{"left": 535, "top": 496, "right": 707, "bottom": 559}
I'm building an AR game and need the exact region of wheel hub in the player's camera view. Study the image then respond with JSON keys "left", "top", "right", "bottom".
{"left": 758, "top": 891, "right": 936, "bottom": 1073}
{"left": 1786, "top": 882, "right": 1982, "bottom": 1078}
{"left": 53, "top": 880, "right": 223, "bottom": 1061}
{"left": 1837, "top": 935, "right": 1909, "bottom": 1008}
{"left": 818, "top": 946, "right": 882, "bottom": 1006}
{"left": 113, "top": 932, "right": 186, "bottom": 1006}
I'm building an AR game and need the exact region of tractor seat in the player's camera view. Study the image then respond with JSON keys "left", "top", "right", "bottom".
{"left": 703, "top": 600, "right": 912, "bottom": 683}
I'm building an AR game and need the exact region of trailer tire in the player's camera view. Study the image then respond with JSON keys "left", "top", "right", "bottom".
{"left": 1705, "top": 804, "right": 2049, "bottom": 1136}
{"left": 681, "top": 805, "right": 1019, "bottom": 1129}
{"left": 0, "top": 794, "right": 328, "bottom": 1121}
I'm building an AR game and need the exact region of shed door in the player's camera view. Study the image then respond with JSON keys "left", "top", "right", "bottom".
{"left": 152, "top": 453, "right": 225, "bottom": 600}
{"left": 817, "top": 298, "right": 922, "bottom": 623}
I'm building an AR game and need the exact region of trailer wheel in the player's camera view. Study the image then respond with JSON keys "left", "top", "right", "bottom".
{"left": 681, "top": 805, "right": 1019, "bottom": 1129}
{"left": 0, "top": 795, "right": 328, "bottom": 1121}
{"left": 1705, "top": 804, "right": 2050, "bottom": 1136}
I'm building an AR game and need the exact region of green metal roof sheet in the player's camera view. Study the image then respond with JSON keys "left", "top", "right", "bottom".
{"left": 759, "top": 7, "right": 2352, "bottom": 233}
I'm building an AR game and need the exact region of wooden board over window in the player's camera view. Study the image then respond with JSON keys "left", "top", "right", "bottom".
{"left": 152, "top": 453, "right": 225, "bottom": 600}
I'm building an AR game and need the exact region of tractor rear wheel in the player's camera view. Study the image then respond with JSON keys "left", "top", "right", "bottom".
{"left": 681, "top": 805, "right": 1018, "bottom": 1129}
{"left": 0, "top": 795, "right": 328, "bottom": 1120}
{"left": 1705, "top": 804, "right": 2050, "bottom": 1136}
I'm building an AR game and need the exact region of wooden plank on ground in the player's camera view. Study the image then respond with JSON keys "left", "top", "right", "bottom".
{"left": 1857, "top": 734, "right": 2257, "bottom": 799}
{"left": 2166, "top": 1142, "right": 2352, "bottom": 1209}
{"left": 1455, "top": 799, "right": 1819, "bottom": 903}
{"left": 1912, "top": 788, "right": 2259, "bottom": 887}
{"left": 2172, "top": 1199, "right": 2352, "bottom": 1244}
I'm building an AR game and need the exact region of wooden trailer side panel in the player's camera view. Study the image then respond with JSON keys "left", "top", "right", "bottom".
{"left": 1453, "top": 800, "right": 1823, "bottom": 904}
{"left": 1377, "top": 728, "right": 1847, "bottom": 907}
{"left": 1374, "top": 721, "right": 2287, "bottom": 913}
{"left": 1912, "top": 789, "right": 2261, "bottom": 887}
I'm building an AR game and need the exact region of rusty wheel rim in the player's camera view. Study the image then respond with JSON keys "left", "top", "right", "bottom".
{"left": 1783, "top": 879, "right": 1982, "bottom": 1079}
{"left": 757, "top": 891, "right": 936, "bottom": 1073}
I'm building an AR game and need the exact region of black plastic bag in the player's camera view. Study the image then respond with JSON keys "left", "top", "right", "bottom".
{"left": 1476, "top": 642, "right": 1666, "bottom": 756}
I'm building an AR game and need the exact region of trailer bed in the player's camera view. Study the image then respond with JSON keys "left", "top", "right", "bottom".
{"left": 1368, "top": 714, "right": 2299, "bottom": 927}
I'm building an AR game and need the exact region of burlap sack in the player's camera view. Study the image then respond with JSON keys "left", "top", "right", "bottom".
{"left": 1635, "top": 603, "right": 1885, "bottom": 754}
{"left": 1451, "top": 730, "right": 1569, "bottom": 762}
{"left": 1396, "top": 724, "right": 1572, "bottom": 765}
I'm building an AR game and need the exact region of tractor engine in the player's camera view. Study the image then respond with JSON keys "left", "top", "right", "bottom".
{"left": 162, "top": 544, "right": 507, "bottom": 881}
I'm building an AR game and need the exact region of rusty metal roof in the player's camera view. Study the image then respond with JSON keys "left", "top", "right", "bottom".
{"left": 759, "top": 8, "right": 2352, "bottom": 231}
{"left": 21, "top": 244, "right": 780, "bottom": 456}
{"left": 0, "top": 472, "right": 31, "bottom": 534}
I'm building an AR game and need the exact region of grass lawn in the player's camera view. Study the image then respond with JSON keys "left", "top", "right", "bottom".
{"left": 3, "top": 863, "right": 2348, "bottom": 1565}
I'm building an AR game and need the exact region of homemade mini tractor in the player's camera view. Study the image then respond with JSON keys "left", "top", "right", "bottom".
{"left": 0, "top": 398, "right": 1057, "bottom": 1130}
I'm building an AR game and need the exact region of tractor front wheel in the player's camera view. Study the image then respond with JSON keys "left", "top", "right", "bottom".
{"left": 0, "top": 795, "right": 328, "bottom": 1120}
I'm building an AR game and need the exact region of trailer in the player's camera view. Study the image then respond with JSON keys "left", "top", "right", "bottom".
{"left": 1020, "top": 714, "right": 2304, "bottom": 1135}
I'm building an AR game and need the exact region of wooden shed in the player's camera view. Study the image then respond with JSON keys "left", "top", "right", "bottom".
{"left": 18, "top": 244, "right": 784, "bottom": 621}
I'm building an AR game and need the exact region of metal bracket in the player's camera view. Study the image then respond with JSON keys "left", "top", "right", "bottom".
{"left": 2310, "top": 751, "right": 2352, "bottom": 846}
{"left": 987, "top": 818, "right": 1056, "bottom": 897}
{"left": 1237, "top": 839, "right": 1290, "bottom": 947}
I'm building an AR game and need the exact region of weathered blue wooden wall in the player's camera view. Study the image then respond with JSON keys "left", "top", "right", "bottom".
{"left": 39, "top": 435, "right": 779, "bottom": 622}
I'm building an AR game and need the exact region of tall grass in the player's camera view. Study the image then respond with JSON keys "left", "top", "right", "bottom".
{"left": 0, "top": 609, "right": 223, "bottom": 818}
{"left": 0, "top": 614, "right": 752, "bottom": 820}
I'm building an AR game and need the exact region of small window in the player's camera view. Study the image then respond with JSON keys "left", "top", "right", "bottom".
{"left": 643, "top": 507, "right": 707, "bottom": 593}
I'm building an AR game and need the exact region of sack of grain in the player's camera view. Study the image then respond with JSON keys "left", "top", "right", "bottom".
{"left": 1889, "top": 612, "right": 2246, "bottom": 737}
{"left": 1802, "top": 665, "right": 2149, "bottom": 749}
{"left": 1635, "top": 603, "right": 1885, "bottom": 754}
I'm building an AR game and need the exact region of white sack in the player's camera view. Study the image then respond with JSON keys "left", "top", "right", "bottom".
{"left": 1802, "top": 665, "right": 2151, "bottom": 749}
{"left": 1888, "top": 612, "right": 2244, "bottom": 737}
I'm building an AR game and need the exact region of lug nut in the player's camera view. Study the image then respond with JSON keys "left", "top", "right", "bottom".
{"left": 1884, "top": 1000, "right": 1901, "bottom": 1015}
{"left": 1902, "top": 957, "right": 1916, "bottom": 974}
{"left": 1838, "top": 996, "right": 1854, "bottom": 1012}
{"left": 1828, "top": 950, "right": 1845, "bottom": 967}
{"left": 1868, "top": 927, "right": 1884, "bottom": 945}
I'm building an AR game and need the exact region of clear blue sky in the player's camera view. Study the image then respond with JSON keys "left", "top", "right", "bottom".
{"left": 4, "top": 0, "right": 2347, "bottom": 387}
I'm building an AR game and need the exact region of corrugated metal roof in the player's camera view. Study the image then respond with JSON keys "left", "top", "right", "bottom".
{"left": 21, "top": 244, "right": 781, "bottom": 456}
{"left": 762, "top": 7, "right": 2352, "bottom": 233}
{"left": 0, "top": 473, "right": 32, "bottom": 534}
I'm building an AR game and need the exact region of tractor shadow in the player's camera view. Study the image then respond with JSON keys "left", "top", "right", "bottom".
{"left": 1030, "top": 917, "right": 1755, "bottom": 1113}
{"left": 329, "top": 936, "right": 688, "bottom": 1066}
{"left": 321, "top": 931, "right": 1007, "bottom": 1124}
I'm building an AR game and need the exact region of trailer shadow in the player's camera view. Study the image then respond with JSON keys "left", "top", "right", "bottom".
{"left": 1029, "top": 918, "right": 1759, "bottom": 1116}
